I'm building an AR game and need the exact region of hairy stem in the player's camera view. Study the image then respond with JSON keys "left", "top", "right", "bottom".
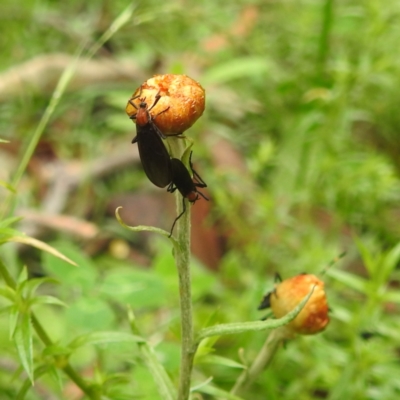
{"left": 168, "top": 137, "right": 195, "bottom": 400}
{"left": 231, "top": 327, "right": 288, "bottom": 395}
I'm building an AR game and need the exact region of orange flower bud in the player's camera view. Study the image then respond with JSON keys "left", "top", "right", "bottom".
{"left": 260, "top": 274, "right": 329, "bottom": 335}
{"left": 126, "top": 74, "right": 205, "bottom": 135}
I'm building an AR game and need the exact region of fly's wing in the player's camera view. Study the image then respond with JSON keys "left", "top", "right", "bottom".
{"left": 136, "top": 122, "right": 172, "bottom": 188}
{"left": 170, "top": 158, "right": 195, "bottom": 197}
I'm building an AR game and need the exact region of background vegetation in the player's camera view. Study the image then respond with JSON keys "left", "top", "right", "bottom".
{"left": 1, "top": 0, "right": 400, "bottom": 399}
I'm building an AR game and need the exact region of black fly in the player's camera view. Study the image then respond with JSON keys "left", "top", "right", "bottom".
{"left": 128, "top": 89, "right": 172, "bottom": 188}
{"left": 167, "top": 151, "right": 208, "bottom": 236}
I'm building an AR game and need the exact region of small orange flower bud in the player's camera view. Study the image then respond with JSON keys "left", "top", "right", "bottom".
{"left": 260, "top": 274, "right": 329, "bottom": 335}
{"left": 126, "top": 74, "right": 205, "bottom": 135}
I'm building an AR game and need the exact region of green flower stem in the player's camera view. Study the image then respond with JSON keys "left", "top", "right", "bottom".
{"left": 167, "top": 136, "right": 195, "bottom": 400}
{"left": 0, "top": 258, "right": 98, "bottom": 400}
{"left": 195, "top": 289, "right": 314, "bottom": 396}
{"left": 195, "top": 288, "right": 313, "bottom": 344}
{"left": 117, "top": 134, "right": 194, "bottom": 399}
{"left": 230, "top": 327, "right": 287, "bottom": 395}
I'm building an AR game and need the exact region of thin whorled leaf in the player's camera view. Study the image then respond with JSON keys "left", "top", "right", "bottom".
{"left": 195, "top": 343, "right": 217, "bottom": 358}
{"left": 0, "top": 180, "right": 16, "bottom": 193}
{"left": 47, "top": 366, "right": 63, "bottom": 392}
{"left": 383, "top": 290, "right": 400, "bottom": 304}
{"left": 0, "top": 227, "right": 23, "bottom": 240}
{"left": 0, "top": 216, "right": 22, "bottom": 229}
{"left": 6, "top": 236, "right": 77, "bottom": 266}
{"left": 196, "top": 334, "right": 220, "bottom": 357}
{"left": 190, "top": 376, "right": 213, "bottom": 393}
{"left": 10, "top": 364, "right": 24, "bottom": 383}
{"left": 9, "top": 305, "right": 19, "bottom": 339}
{"left": 0, "top": 305, "right": 14, "bottom": 315}
{"left": 42, "top": 344, "right": 71, "bottom": 358}
{"left": 29, "top": 295, "right": 67, "bottom": 308}
{"left": 14, "top": 313, "right": 34, "bottom": 383}
{"left": 203, "top": 57, "right": 270, "bottom": 84}
{"left": 0, "top": 286, "right": 16, "bottom": 302}
{"left": 20, "top": 276, "right": 59, "bottom": 298}
{"left": 195, "top": 354, "right": 245, "bottom": 369}
{"left": 196, "top": 384, "right": 245, "bottom": 400}
{"left": 17, "top": 266, "right": 28, "bottom": 285}
{"left": 327, "top": 268, "right": 367, "bottom": 293}
{"left": 16, "top": 377, "right": 31, "bottom": 400}
{"left": 128, "top": 306, "right": 177, "bottom": 400}
{"left": 16, "top": 364, "right": 50, "bottom": 400}
{"left": 354, "top": 237, "right": 376, "bottom": 277}
{"left": 69, "top": 331, "right": 144, "bottom": 350}
{"left": 102, "top": 372, "right": 130, "bottom": 387}
{"left": 381, "top": 242, "right": 400, "bottom": 281}
{"left": 136, "top": 340, "right": 176, "bottom": 400}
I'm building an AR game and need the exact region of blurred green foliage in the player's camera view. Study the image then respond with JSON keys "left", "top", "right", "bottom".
{"left": 1, "top": 0, "right": 400, "bottom": 399}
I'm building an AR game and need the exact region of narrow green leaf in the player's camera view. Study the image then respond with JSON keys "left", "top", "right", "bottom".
{"left": 102, "top": 372, "right": 130, "bottom": 387}
{"left": 195, "top": 343, "right": 217, "bottom": 358}
{"left": 196, "top": 384, "right": 245, "bottom": 400}
{"left": 42, "top": 242, "right": 96, "bottom": 289}
{"left": 47, "top": 366, "right": 63, "bottom": 391}
{"left": 136, "top": 340, "right": 177, "bottom": 400}
{"left": 0, "top": 305, "right": 13, "bottom": 315}
{"left": 0, "top": 216, "right": 22, "bottom": 229}
{"left": 0, "top": 180, "right": 16, "bottom": 193}
{"left": 196, "top": 354, "right": 245, "bottom": 369}
{"left": 29, "top": 295, "right": 67, "bottom": 308}
{"left": 86, "top": 3, "right": 136, "bottom": 56}
{"left": 0, "top": 286, "right": 16, "bottom": 302}
{"left": 203, "top": 57, "right": 270, "bottom": 84}
{"left": 16, "top": 378, "right": 32, "bottom": 400}
{"left": 10, "top": 364, "right": 24, "bottom": 383}
{"left": 42, "top": 344, "right": 71, "bottom": 358}
{"left": 355, "top": 237, "right": 376, "bottom": 277}
{"left": 0, "top": 227, "right": 22, "bottom": 240}
{"left": 181, "top": 139, "right": 194, "bottom": 167}
{"left": 17, "top": 267, "right": 28, "bottom": 285}
{"left": 128, "top": 306, "right": 177, "bottom": 400}
{"left": 382, "top": 290, "right": 400, "bottom": 304}
{"left": 382, "top": 242, "right": 400, "bottom": 280}
{"left": 69, "top": 331, "right": 144, "bottom": 349}
{"left": 196, "top": 335, "right": 220, "bottom": 357}
{"left": 6, "top": 236, "right": 77, "bottom": 266}
{"left": 190, "top": 376, "right": 213, "bottom": 392}
{"left": 9, "top": 305, "right": 19, "bottom": 339}
{"left": 16, "top": 364, "right": 49, "bottom": 400}
{"left": 326, "top": 268, "right": 367, "bottom": 293}
{"left": 21, "top": 276, "right": 59, "bottom": 298}
{"left": 14, "top": 313, "right": 34, "bottom": 383}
